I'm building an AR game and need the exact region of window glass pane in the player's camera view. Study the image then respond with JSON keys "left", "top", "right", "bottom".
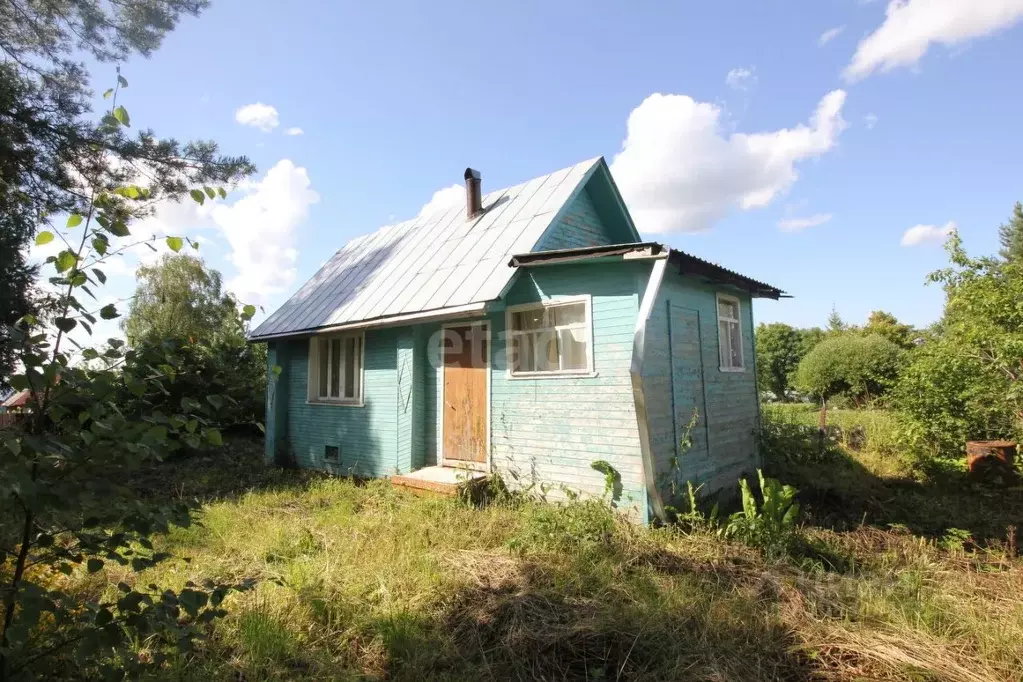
{"left": 330, "top": 339, "right": 342, "bottom": 397}
{"left": 718, "top": 320, "right": 730, "bottom": 367}
{"left": 553, "top": 302, "right": 586, "bottom": 326}
{"left": 513, "top": 308, "right": 546, "bottom": 332}
{"left": 344, "top": 337, "right": 357, "bottom": 398}
{"left": 718, "top": 299, "right": 738, "bottom": 320}
{"left": 535, "top": 331, "right": 559, "bottom": 371}
{"left": 353, "top": 337, "right": 362, "bottom": 399}
{"left": 559, "top": 329, "right": 588, "bottom": 370}
{"left": 318, "top": 339, "right": 329, "bottom": 397}
{"left": 512, "top": 333, "right": 534, "bottom": 372}
{"left": 729, "top": 321, "right": 743, "bottom": 367}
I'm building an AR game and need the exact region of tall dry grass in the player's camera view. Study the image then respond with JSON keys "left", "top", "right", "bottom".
{"left": 53, "top": 437, "right": 1022, "bottom": 682}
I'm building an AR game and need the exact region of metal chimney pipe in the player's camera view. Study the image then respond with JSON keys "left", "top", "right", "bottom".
{"left": 464, "top": 168, "right": 482, "bottom": 219}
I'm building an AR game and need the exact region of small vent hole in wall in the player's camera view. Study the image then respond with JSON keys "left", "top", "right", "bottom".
{"left": 324, "top": 445, "right": 340, "bottom": 463}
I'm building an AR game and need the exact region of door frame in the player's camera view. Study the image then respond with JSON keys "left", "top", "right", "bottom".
{"left": 437, "top": 319, "right": 491, "bottom": 472}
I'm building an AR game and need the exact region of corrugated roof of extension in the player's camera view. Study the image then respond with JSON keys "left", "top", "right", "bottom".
{"left": 250, "top": 157, "right": 616, "bottom": 340}
{"left": 510, "top": 242, "right": 787, "bottom": 299}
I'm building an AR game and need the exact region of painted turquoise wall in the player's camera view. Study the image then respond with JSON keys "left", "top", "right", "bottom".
{"left": 275, "top": 328, "right": 400, "bottom": 477}
{"left": 537, "top": 187, "right": 615, "bottom": 250}
{"left": 488, "top": 261, "right": 647, "bottom": 518}
{"left": 641, "top": 275, "right": 760, "bottom": 511}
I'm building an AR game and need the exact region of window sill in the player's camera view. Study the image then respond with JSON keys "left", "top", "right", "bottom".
{"left": 719, "top": 367, "right": 746, "bottom": 373}
{"left": 306, "top": 399, "right": 365, "bottom": 407}
{"left": 505, "top": 371, "right": 599, "bottom": 381}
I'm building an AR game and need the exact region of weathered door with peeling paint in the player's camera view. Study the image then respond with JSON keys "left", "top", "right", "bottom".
{"left": 442, "top": 325, "right": 488, "bottom": 465}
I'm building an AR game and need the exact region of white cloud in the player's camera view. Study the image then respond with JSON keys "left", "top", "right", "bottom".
{"left": 610, "top": 89, "right": 847, "bottom": 234}
{"left": 819, "top": 26, "right": 845, "bottom": 46}
{"left": 725, "top": 67, "right": 757, "bottom": 91}
{"left": 235, "top": 102, "right": 280, "bottom": 132}
{"left": 211, "top": 159, "right": 319, "bottom": 302}
{"left": 777, "top": 213, "right": 833, "bottom": 232}
{"left": 284, "top": 127, "right": 304, "bottom": 136}
{"left": 864, "top": 112, "right": 880, "bottom": 129}
{"left": 901, "top": 220, "right": 956, "bottom": 246}
{"left": 418, "top": 184, "right": 463, "bottom": 217}
{"left": 845, "top": 0, "right": 1023, "bottom": 81}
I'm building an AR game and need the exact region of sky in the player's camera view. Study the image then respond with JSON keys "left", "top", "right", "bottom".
{"left": 37, "top": 0, "right": 1023, "bottom": 340}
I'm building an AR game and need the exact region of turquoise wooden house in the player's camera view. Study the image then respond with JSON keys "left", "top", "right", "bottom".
{"left": 250, "top": 157, "right": 783, "bottom": 523}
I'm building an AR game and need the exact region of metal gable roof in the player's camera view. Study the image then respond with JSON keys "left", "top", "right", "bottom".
{"left": 250, "top": 157, "right": 602, "bottom": 340}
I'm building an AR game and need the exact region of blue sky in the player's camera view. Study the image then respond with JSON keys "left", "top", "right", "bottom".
{"left": 70, "top": 0, "right": 1023, "bottom": 333}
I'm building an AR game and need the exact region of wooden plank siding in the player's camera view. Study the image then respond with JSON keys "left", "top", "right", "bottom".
{"left": 536, "top": 187, "right": 615, "bottom": 250}
{"left": 642, "top": 275, "right": 760, "bottom": 508}
{"left": 277, "top": 328, "right": 400, "bottom": 478}
{"left": 488, "top": 261, "right": 648, "bottom": 519}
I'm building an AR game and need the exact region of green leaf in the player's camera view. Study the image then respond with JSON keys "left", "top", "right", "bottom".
{"left": 242, "top": 304, "right": 256, "bottom": 320}
{"left": 99, "top": 304, "right": 118, "bottom": 320}
{"left": 114, "top": 185, "right": 140, "bottom": 199}
{"left": 66, "top": 213, "right": 83, "bottom": 228}
{"left": 206, "top": 395, "right": 224, "bottom": 410}
{"left": 87, "top": 558, "right": 104, "bottom": 573}
{"left": 117, "top": 74, "right": 128, "bottom": 88}
{"left": 217, "top": 187, "right": 227, "bottom": 199}
{"left": 189, "top": 189, "right": 205, "bottom": 205}
{"left": 55, "top": 251, "right": 76, "bottom": 272}
{"left": 204, "top": 186, "right": 216, "bottom": 199}
{"left": 54, "top": 318, "right": 77, "bottom": 333}
{"left": 108, "top": 221, "right": 130, "bottom": 237}
{"left": 205, "top": 429, "right": 223, "bottom": 446}
{"left": 93, "top": 268, "right": 107, "bottom": 284}
{"left": 103, "top": 88, "right": 114, "bottom": 99}
{"left": 35, "top": 231, "right": 54, "bottom": 246}
{"left": 91, "top": 235, "right": 108, "bottom": 255}
{"left": 271, "top": 364, "right": 283, "bottom": 377}
{"left": 112, "top": 105, "right": 130, "bottom": 127}
{"left": 95, "top": 607, "right": 113, "bottom": 627}
{"left": 178, "top": 589, "right": 208, "bottom": 618}
{"left": 166, "top": 236, "right": 183, "bottom": 253}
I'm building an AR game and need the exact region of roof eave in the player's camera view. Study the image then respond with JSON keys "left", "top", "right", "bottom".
{"left": 248, "top": 300, "right": 491, "bottom": 342}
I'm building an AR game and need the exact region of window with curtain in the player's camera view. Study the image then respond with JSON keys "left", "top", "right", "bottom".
{"left": 308, "top": 333, "right": 363, "bottom": 403}
{"left": 508, "top": 298, "right": 592, "bottom": 375}
{"left": 716, "top": 295, "right": 744, "bottom": 371}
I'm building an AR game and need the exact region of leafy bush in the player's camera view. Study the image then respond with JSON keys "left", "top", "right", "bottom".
{"left": 755, "top": 322, "right": 806, "bottom": 401}
{"left": 794, "top": 334, "right": 904, "bottom": 408}
{"left": 723, "top": 470, "right": 801, "bottom": 560}
{"left": 894, "top": 234, "right": 1023, "bottom": 457}
{"left": 116, "top": 335, "right": 267, "bottom": 434}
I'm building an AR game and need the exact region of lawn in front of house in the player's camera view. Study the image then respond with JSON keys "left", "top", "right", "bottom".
{"left": 57, "top": 435, "right": 1023, "bottom": 681}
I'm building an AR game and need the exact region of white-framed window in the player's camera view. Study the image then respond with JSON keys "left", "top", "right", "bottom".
{"left": 506, "top": 296, "right": 593, "bottom": 376}
{"left": 716, "top": 294, "right": 744, "bottom": 371}
{"left": 308, "top": 333, "right": 364, "bottom": 404}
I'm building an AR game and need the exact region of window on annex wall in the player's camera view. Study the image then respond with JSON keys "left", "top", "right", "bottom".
{"left": 507, "top": 297, "right": 592, "bottom": 376}
{"left": 308, "top": 334, "right": 364, "bottom": 403}
{"left": 716, "top": 294, "right": 744, "bottom": 371}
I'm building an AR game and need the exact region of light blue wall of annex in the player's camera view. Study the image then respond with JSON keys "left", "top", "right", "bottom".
{"left": 641, "top": 274, "right": 760, "bottom": 511}
{"left": 488, "top": 259, "right": 649, "bottom": 518}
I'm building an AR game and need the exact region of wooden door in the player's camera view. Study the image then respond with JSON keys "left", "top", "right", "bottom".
{"left": 442, "top": 324, "right": 488, "bottom": 465}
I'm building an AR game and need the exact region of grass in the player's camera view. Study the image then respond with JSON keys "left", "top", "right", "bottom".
{"left": 55, "top": 435, "right": 1023, "bottom": 681}
{"left": 762, "top": 403, "right": 1023, "bottom": 541}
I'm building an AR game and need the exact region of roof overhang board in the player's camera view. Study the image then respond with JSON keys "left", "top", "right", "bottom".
{"left": 248, "top": 301, "right": 490, "bottom": 342}
{"left": 509, "top": 242, "right": 665, "bottom": 267}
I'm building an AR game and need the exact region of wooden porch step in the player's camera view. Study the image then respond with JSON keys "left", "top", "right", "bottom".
{"left": 391, "top": 466, "right": 487, "bottom": 497}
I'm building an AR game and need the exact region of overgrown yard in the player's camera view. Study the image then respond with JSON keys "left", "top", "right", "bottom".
{"left": 56, "top": 430, "right": 1023, "bottom": 681}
